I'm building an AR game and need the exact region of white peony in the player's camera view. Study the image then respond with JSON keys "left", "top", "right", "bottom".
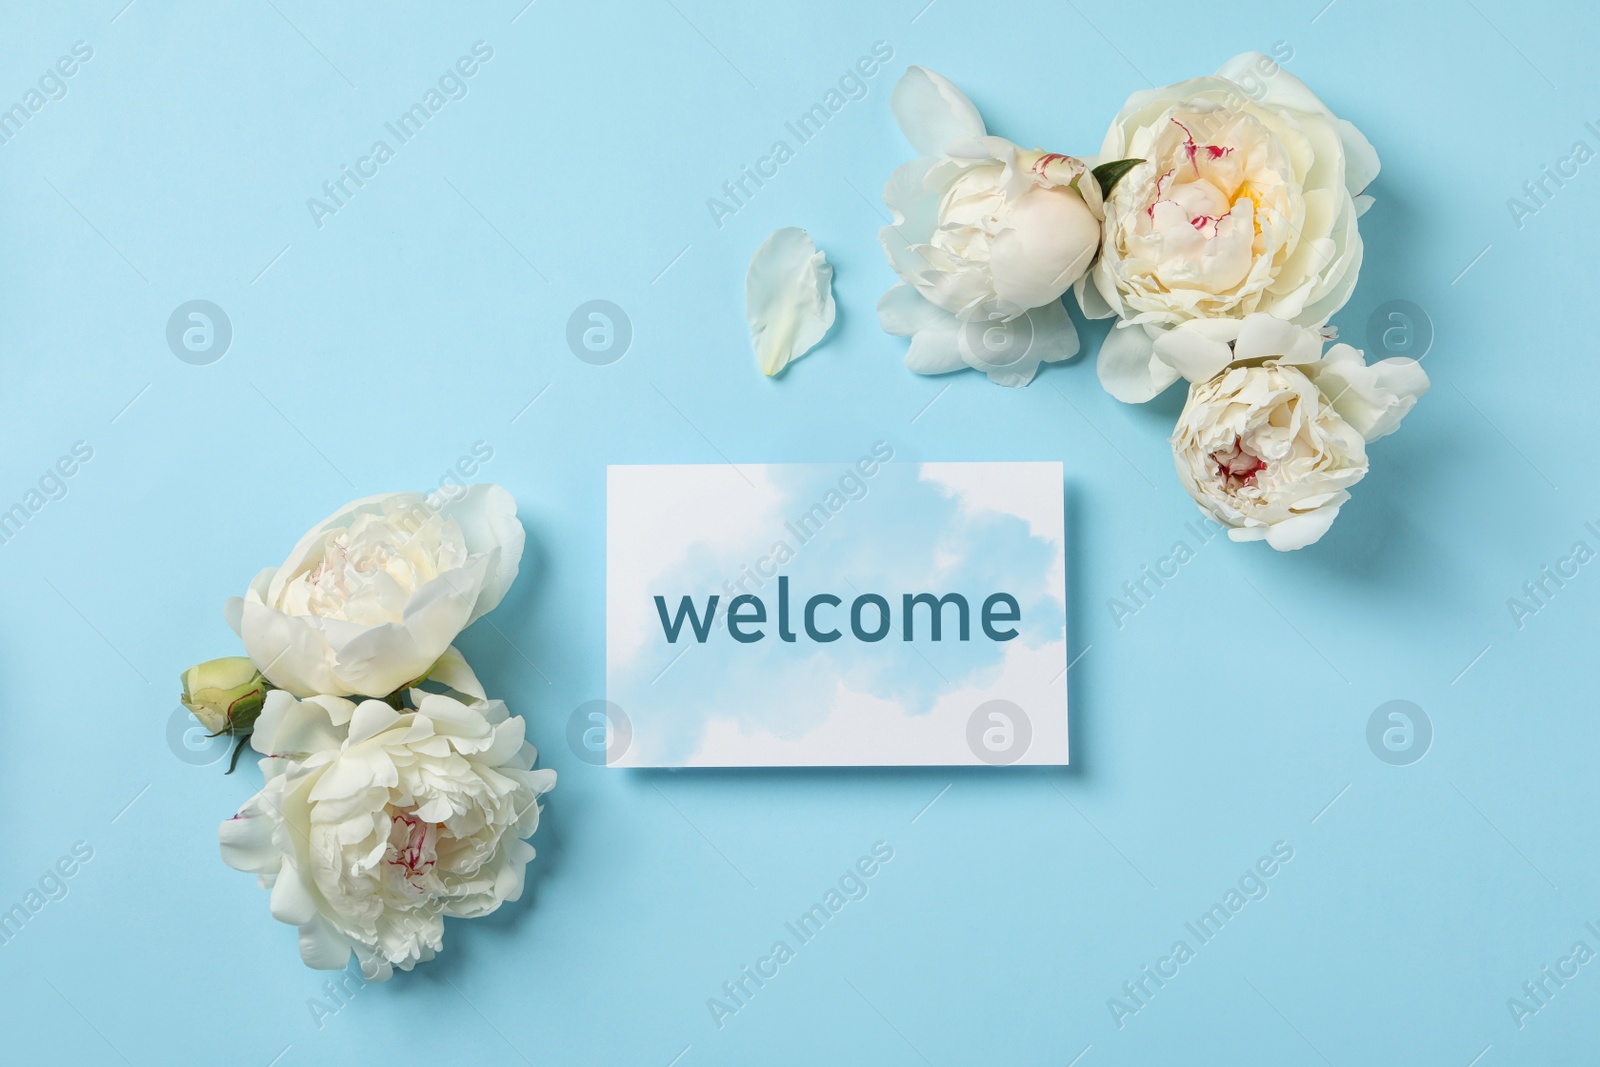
{"left": 877, "top": 66, "right": 1103, "bottom": 387}
{"left": 227, "top": 485, "right": 523, "bottom": 699}
{"left": 219, "top": 690, "right": 555, "bottom": 980}
{"left": 1081, "top": 52, "right": 1380, "bottom": 402}
{"left": 1170, "top": 319, "right": 1427, "bottom": 550}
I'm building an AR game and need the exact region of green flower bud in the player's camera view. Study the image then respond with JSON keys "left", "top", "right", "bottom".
{"left": 180, "top": 657, "right": 268, "bottom": 736}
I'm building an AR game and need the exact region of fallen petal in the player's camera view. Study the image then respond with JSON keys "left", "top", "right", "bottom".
{"left": 745, "top": 228, "right": 836, "bottom": 377}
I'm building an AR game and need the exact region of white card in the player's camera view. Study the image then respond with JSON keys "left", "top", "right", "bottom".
{"left": 604, "top": 453, "right": 1068, "bottom": 767}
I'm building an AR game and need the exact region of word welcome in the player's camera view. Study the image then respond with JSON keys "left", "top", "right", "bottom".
{"left": 1505, "top": 520, "right": 1600, "bottom": 630}
{"left": 1, "top": 439, "right": 94, "bottom": 547}
{"left": 307, "top": 41, "right": 494, "bottom": 228}
{"left": 0, "top": 40, "right": 93, "bottom": 146}
{"left": 1108, "top": 841, "right": 1294, "bottom": 1029}
{"left": 706, "top": 41, "right": 894, "bottom": 229}
{"left": 708, "top": 841, "right": 894, "bottom": 1029}
{"left": 1506, "top": 921, "right": 1600, "bottom": 1030}
{"left": 1507, "top": 123, "right": 1600, "bottom": 230}
{"left": 0, "top": 840, "right": 94, "bottom": 946}
{"left": 656, "top": 578, "right": 1020, "bottom": 645}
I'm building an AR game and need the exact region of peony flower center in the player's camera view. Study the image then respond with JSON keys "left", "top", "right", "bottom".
{"left": 1121, "top": 111, "right": 1292, "bottom": 301}
{"left": 277, "top": 509, "right": 468, "bottom": 623}
{"left": 1212, "top": 436, "right": 1267, "bottom": 491}
{"left": 1162, "top": 119, "right": 1255, "bottom": 229}
{"left": 386, "top": 812, "right": 439, "bottom": 883}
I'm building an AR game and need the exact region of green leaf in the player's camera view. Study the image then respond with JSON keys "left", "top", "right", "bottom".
{"left": 1093, "top": 158, "right": 1144, "bottom": 198}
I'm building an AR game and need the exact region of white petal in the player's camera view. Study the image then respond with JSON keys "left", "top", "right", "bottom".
{"left": 443, "top": 483, "right": 524, "bottom": 621}
{"left": 1293, "top": 222, "right": 1364, "bottom": 328}
{"left": 1338, "top": 119, "right": 1381, "bottom": 198}
{"left": 1233, "top": 314, "right": 1311, "bottom": 363}
{"left": 317, "top": 694, "right": 356, "bottom": 727}
{"left": 881, "top": 157, "right": 941, "bottom": 246}
{"left": 878, "top": 282, "right": 942, "bottom": 338}
{"left": 328, "top": 554, "right": 489, "bottom": 698}
{"left": 1264, "top": 506, "right": 1342, "bottom": 551}
{"left": 988, "top": 186, "right": 1101, "bottom": 310}
{"left": 251, "top": 690, "right": 347, "bottom": 756}
{"left": 906, "top": 327, "right": 967, "bottom": 377}
{"left": 346, "top": 699, "right": 402, "bottom": 744}
{"left": 414, "top": 692, "right": 496, "bottom": 735}
{"left": 270, "top": 861, "right": 319, "bottom": 926}
{"left": 746, "top": 227, "right": 836, "bottom": 376}
{"left": 219, "top": 809, "right": 279, "bottom": 874}
{"left": 426, "top": 645, "right": 485, "bottom": 700}
{"left": 238, "top": 601, "right": 347, "bottom": 697}
{"left": 224, "top": 583, "right": 256, "bottom": 635}
{"left": 298, "top": 913, "right": 353, "bottom": 971}
{"left": 964, "top": 301, "right": 1078, "bottom": 387}
{"left": 890, "top": 66, "right": 985, "bottom": 157}
{"left": 481, "top": 716, "right": 529, "bottom": 768}
{"left": 878, "top": 284, "right": 967, "bottom": 376}
{"left": 1309, "top": 344, "right": 1430, "bottom": 441}
{"left": 1074, "top": 271, "right": 1117, "bottom": 320}
{"left": 1098, "top": 325, "right": 1179, "bottom": 403}
{"left": 1154, "top": 322, "right": 1238, "bottom": 383}
{"left": 1216, "top": 52, "right": 1332, "bottom": 121}
{"left": 1021, "top": 299, "right": 1080, "bottom": 366}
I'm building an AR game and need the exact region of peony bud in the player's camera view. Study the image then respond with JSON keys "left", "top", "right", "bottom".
{"left": 180, "top": 657, "right": 268, "bottom": 735}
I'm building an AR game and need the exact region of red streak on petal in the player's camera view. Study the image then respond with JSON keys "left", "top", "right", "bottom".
{"left": 1171, "top": 119, "right": 1199, "bottom": 171}
{"left": 1169, "top": 117, "right": 1231, "bottom": 172}
{"left": 1147, "top": 168, "right": 1177, "bottom": 220}
{"left": 387, "top": 813, "right": 437, "bottom": 881}
{"left": 1032, "top": 152, "right": 1069, "bottom": 175}
{"left": 1212, "top": 436, "right": 1267, "bottom": 489}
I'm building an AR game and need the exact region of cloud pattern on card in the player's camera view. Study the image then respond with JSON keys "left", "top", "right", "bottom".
{"left": 607, "top": 461, "right": 1066, "bottom": 766}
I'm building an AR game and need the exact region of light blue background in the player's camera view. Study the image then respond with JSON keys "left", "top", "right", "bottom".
{"left": 0, "top": 1, "right": 1594, "bottom": 1064}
